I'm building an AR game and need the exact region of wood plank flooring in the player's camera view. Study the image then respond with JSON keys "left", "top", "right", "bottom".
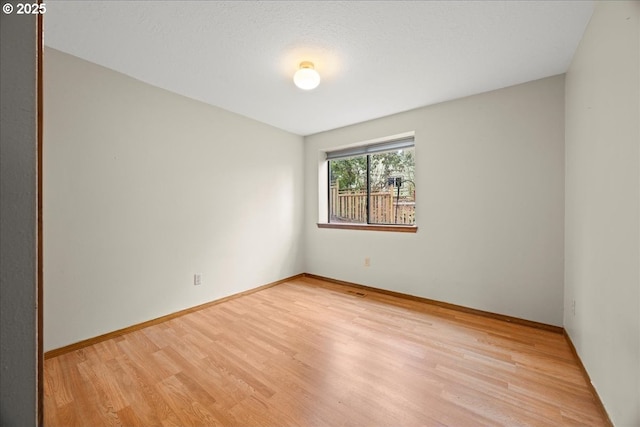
{"left": 44, "top": 277, "right": 608, "bottom": 426}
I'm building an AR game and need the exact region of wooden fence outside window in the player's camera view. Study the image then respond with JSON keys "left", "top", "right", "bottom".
{"left": 329, "top": 185, "right": 415, "bottom": 225}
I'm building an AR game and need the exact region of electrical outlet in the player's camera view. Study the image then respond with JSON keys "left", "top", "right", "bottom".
{"left": 571, "top": 300, "right": 576, "bottom": 316}
{"left": 194, "top": 273, "right": 202, "bottom": 286}
{"left": 364, "top": 257, "right": 370, "bottom": 267}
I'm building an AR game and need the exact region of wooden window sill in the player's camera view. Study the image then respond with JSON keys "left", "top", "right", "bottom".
{"left": 317, "top": 223, "right": 418, "bottom": 233}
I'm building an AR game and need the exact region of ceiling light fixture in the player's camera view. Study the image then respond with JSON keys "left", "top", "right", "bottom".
{"left": 293, "top": 61, "right": 320, "bottom": 90}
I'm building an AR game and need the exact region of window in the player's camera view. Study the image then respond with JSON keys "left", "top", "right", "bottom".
{"left": 327, "top": 136, "right": 415, "bottom": 227}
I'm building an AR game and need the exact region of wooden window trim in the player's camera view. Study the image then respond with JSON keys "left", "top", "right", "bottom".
{"left": 317, "top": 223, "right": 418, "bottom": 233}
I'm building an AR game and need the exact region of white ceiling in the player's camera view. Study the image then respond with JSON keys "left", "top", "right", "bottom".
{"left": 43, "top": 1, "right": 594, "bottom": 136}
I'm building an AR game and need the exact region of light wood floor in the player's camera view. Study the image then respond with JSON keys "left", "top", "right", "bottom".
{"left": 44, "top": 277, "right": 608, "bottom": 426}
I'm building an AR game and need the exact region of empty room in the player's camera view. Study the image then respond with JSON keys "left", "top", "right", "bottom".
{"left": 0, "top": 0, "right": 638, "bottom": 426}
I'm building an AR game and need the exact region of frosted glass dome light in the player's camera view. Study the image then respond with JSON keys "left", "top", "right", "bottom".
{"left": 293, "top": 61, "right": 320, "bottom": 90}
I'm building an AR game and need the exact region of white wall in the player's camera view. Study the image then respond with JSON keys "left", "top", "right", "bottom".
{"left": 0, "top": 7, "right": 38, "bottom": 425}
{"left": 44, "top": 48, "right": 304, "bottom": 351}
{"left": 564, "top": 2, "right": 640, "bottom": 426}
{"left": 304, "top": 75, "right": 565, "bottom": 326}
